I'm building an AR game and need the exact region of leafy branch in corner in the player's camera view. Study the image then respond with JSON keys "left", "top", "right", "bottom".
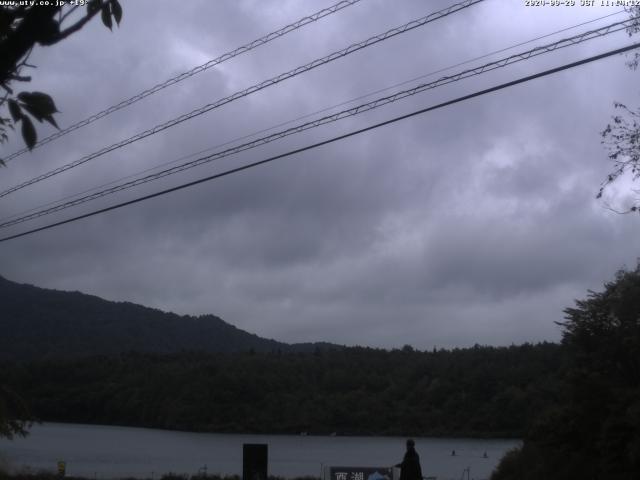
{"left": 0, "top": 0, "right": 123, "bottom": 165}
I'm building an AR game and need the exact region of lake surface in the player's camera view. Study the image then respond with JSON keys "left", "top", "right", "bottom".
{"left": 0, "top": 423, "right": 520, "bottom": 480}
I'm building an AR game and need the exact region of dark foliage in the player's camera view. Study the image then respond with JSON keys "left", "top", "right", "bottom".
{"left": 2, "top": 342, "right": 564, "bottom": 438}
{"left": 0, "top": 0, "right": 122, "bottom": 157}
{"left": 492, "top": 265, "right": 640, "bottom": 479}
{"left": 0, "top": 383, "right": 31, "bottom": 439}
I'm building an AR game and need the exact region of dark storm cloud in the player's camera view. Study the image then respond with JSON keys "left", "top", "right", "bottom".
{"left": 1, "top": 0, "right": 639, "bottom": 349}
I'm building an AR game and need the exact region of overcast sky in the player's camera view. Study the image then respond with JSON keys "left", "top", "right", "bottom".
{"left": 1, "top": 0, "right": 639, "bottom": 349}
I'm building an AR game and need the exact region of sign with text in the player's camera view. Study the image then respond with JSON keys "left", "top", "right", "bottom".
{"left": 330, "top": 467, "right": 393, "bottom": 480}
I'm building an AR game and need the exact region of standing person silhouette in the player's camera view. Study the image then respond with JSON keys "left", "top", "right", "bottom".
{"left": 395, "top": 439, "right": 423, "bottom": 480}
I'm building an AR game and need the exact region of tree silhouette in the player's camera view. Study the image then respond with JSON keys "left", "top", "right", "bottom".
{"left": 0, "top": 384, "right": 31, "bottom": 439}
{"left": 492, "top": 263, "right": 640, "bottom": 480}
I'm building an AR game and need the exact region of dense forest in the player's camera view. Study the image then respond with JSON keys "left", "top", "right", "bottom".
{"left": 2, "top": 343, "right": 564, "bottom": 438}
{"left": 491, "top": 265, "right": 640, "bottom": 480}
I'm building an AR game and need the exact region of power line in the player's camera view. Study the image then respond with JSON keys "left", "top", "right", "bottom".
{"left": 1, "top": 41, "right": 638, "bottom": 244}
{"left": 0, "top": 10, "right": 625, "bottom": 226}
{"left": 0, "top": 16, "right": 634, "bottom": 230}
{"left": 2, "top": 8, "right": 623, "bottom": 226}
{"left": 0, "top": 0, "right": 484, "bottom": 199}
{"left": 2, "top": 0, "right": 365, "bottom": 163}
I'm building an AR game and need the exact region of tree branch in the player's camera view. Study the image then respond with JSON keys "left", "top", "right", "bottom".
{"left": 59, "top": 5, "right": 80, "bottom": 25}
{"left": 9, "top": 74, "right": 31, "bottom": 82}
{"left": 0, "top": 6, "right": 61, "bottom": 85}
{"left": 49, "top": 2, "right": 105, "bottom": 43}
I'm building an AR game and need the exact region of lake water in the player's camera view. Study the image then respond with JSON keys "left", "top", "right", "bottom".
{"left": 0, "top": 423, "right": 520, "bottom": 480}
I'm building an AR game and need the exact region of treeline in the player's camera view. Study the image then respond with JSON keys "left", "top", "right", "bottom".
{"left": 2, "top": 342, "right": 564, "bottom": 438}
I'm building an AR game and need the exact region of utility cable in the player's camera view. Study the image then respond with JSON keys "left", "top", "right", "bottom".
{"left": 0, "top": 10, "right": 626, "bottom": 225}
{"left": 1, "top": 8, "right": 623, "bottom": 225}
{"left": 0, "top": 17, "right": 634, "bottom": 230}
{"left": 1, "top": 41, "right": 638, "bottom": 244}
{"left": 0, "top": 0, "right": 484, "bottom": 199}
{"left": 2, "top": 0, "right": 365, "bottom": 163}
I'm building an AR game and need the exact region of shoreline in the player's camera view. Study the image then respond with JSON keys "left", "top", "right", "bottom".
{"left": 20, "top": 421, "right": 523, "bottom": 441}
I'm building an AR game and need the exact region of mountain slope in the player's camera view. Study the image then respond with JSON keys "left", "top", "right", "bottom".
{"left": 0, "top": 275, "right": 318, "bottom": 361}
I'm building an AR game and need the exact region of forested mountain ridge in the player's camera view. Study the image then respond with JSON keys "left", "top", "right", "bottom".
{"left": 0, "top": 274, "right": 565, "bottom": 438}
{"left": 0, "top": 275, "right": 335, "bottom": 360}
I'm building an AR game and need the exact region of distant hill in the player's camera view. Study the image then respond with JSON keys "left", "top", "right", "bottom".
{"left": 0, "top": 275, "right": 338, "bottom": 361}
